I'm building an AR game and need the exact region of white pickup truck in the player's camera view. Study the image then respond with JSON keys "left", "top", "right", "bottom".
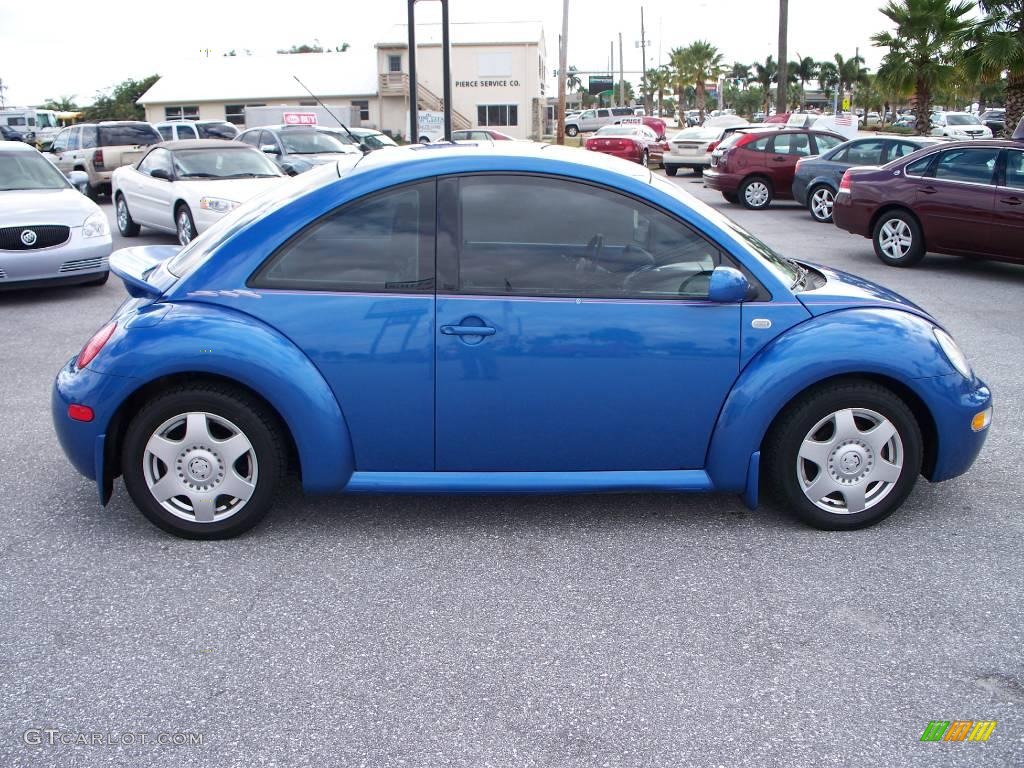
{"left": 564, "top": 107, "right": 636, "bottom": 137}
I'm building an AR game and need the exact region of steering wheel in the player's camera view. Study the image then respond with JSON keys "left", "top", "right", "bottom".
{"left": 678, "top": 269, "right": 715, "bottom": 295}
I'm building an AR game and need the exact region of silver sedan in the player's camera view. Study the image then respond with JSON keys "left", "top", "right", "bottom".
{"left": 0, "top": 140, "right": 112, "bottom": 288}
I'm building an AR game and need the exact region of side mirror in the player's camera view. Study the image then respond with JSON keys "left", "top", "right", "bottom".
{"left": 150, "top": 168, "right": 172, "bottom": 181}
{"left": 708, "top": 266, "right": 750, "bottom": 303}
{"left": 68, "top": 170, "right": 89, "bottom": 194}
{"left": 279, "top": 162, "right": 298, "bottom": 176}
{"left": 260, "top": 144, "right": 280, "bottom": 155}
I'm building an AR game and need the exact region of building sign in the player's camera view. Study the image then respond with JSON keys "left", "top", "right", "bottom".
{"left": 454, "top": 80, "right": 520, "bottom": 88}
{"left": 282, "top": 112, "right": 318, "bottom": 126}
{"left": 589, "top": 75, "right": 613, "bottom": 95}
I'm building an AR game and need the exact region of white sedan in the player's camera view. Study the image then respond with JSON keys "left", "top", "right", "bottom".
{"left": 112, "top": 140, "right": 288, "bottom": 245}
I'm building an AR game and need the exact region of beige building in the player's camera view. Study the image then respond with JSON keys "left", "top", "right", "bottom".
{"left": 137, "top": 21, "right": 547, "bottom": 140}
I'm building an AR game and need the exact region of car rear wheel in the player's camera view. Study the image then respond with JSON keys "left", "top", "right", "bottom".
{"left": 122, "top": 386, "right": 286, "bottom": 539}
{"left": 176, "top": 204, "right": 196, "bottom": 246}
{"left": 872, "top": 210, "right": 925, "bottom": 267}
{"left": 566, "top": 126, "right": 579, "bottom": 137}
{"left": 115, "top": 194, "right": 141, "bottom": 237}
{"left": 764, "top": 380, "right": 922, "bottom": 530}
{"left": 665, "top": 166, "right": 678, "bottom": 177}
{"left": 640, "top": 150, "right": 649, "bottom": 168}
{"left": 739, "top": 177, "right": 772, "bottom": 210}
{"left": 808, "top": 185, "right": 836, "bottom": 223}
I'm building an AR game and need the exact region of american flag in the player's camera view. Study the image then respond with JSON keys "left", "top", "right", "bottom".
{"left": 835, "top": 115, "right": 853, "bottom": 126}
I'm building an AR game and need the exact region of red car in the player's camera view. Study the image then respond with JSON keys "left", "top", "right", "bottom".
{"left": 584, "top": 124, "right": 667, "bottom": 168}
{"left": 833, "top": 135, "right": 1024, "bottom": 267}
{"left": 702, "top": 128, "right": 845, "bottom": 209}
{"left": 452, "top": 129, "right": 516, "bottom": 141}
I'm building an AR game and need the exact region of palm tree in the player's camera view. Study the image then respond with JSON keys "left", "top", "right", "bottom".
{"left": 817, "top": 61, "right": 840, "bottom": 105}
{"left": 646, "top": 67, "right": 674, "bottom": 116}
{"left": 566, "top": 66, "right": 582, "bottom": 93}
{"left": 669, "top": 46, "right": 694, "bottom": 115}
{"left": 793, "top": 55, "right": 818, "bottom": 108}
{"left": 753, "top": 56, "right": 778, "bottom": 113}
{"left": 729, "top": 62, "right": 752, "bottom": 87}
{"left": 43, "top": 95, "right": 78, "bottom": 112}
{"left": 872, "top": 0, "right": 975, "bottom": 133}
{"left": 963, "top": 1, "right": 1024, "bottom": 132}
{"left": 675, "top": 41, "right": 726, "bottom": 122}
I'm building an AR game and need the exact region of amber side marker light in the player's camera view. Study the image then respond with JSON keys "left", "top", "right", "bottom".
{"left": 971, "top": 407, "right": 992, "bottom": 432}
{"left": 68, "top": 404, "right": 94, "bottom": 422}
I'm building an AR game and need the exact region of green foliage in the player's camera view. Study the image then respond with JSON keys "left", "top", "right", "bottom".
{"left": 277, "top": 42, "right": 350, "bottom": 54}
{"left": 82, "top": 75, "right": 159, "bottom": 122}
{"left": 42, "top": 95, "right": 78, "bottom": 112}
{"left": 963, "top": 1, "right": 1024, "bottom": 127}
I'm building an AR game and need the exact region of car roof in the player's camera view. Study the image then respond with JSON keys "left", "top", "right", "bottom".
{"left": 156, "top": 139, "right": 255, "bottom": 151}
{"left": 0, "top": 139, "right": 36, "bottom": 152}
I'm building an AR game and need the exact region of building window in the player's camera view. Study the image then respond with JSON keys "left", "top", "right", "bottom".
{"left": 225, "top": 103, "right": 266, "bottom": 126}
{"left": 388, "top": 54, "right": 402, "bottom": 73}
{"left": 164, "top": 105, "right": 199, "bottom": 121}
{"left": 351, "top": 100, "right": 370, "bottom": 121}
{"left": 299, "top": 101, "right": 317, "bottom": 107}
{"left": 477, "top": 104, "right": 518, "bottom": 127}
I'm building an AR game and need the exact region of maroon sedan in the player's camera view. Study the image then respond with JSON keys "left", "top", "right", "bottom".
{"left": 833, "top": 136, "right": 1024, "bottom": 267}
{"left": 584, "top": 124, "right": 666, "bottom": 168}
{"left": 703, "top": 128, "right": 845, "bottom": 209}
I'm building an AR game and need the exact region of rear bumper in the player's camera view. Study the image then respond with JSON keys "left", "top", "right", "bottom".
{"left": 832, "top": 193, "right": 874, "bottom": 237}
{"left": 702, "top": 169, "right": 740, "bottom": 193}
{"left": 0, "top": 231, "right": 111, "bottom": 284}
{"left": 586, "top": 147, "right": 641, "bottom": 163}
{"left": 666, "top": 153, "right": 712, "bottom": 169}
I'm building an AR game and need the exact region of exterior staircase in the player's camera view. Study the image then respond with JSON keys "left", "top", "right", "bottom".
{"left": 378, "top": 73, "right": 472, "bottom": 130}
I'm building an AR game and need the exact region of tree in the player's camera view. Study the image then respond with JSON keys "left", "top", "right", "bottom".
{"left": 793, "top": 55, "right": 819, "bottom": 108}
{"left": 277, "top": 42, "right": 349, "bottom": 54}
{"left": 872, "top": 0, "right": 974, "bottom": 133}
{"left": 753, "top": 56, "right": 778, "bottom": 112}
{"left": 669, "top": 46, "right": 694, "bottom": 113}
{"left": 674, "top": 41, "right": 726, "bottom": 122}
{"left": 963, "top": 1, "right": 1024, "bottom": 131}
{"left": 614, "top": 79, "right": 635, "bottom": 104}
{"left": 83, "top": 75, "right": 160, "bottom": 122}
{"left": 729, "top": 61, "right": 752, "bottom": 86}
{"left": 644, "top": 67, "right": 671, "bottom": 115}
{"left": 566, "top": 66, "right": 582, "bottom": 93}
{"left": 42, "top": 95, "right": 78, "bottom": 112}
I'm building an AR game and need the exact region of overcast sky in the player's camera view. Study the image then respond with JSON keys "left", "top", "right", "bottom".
{"left": 0, "top": 0, "right": 894, "bottom": 107}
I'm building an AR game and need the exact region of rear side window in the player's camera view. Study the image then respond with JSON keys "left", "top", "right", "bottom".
{"left": 890, "top": 142, "right": 922, "bottom": 160}
{"left": 98, "top": 124, "right": 161, "bottom": 147}
{"left": 836, "top": 140, "right": 885, "bottom": 165}
{"left": 157, "top": 125, "right": 173, "bottom": 141}
{"left": 813, "top": 134, "right": 844, "bottom": 153}
{"left": 250, "top": 181, "right": 436, "bottom": 293}
{"left": 932, "top": 148, "right": 999, "bottom": 185}
{"left": 1004, "top": 150, "right": 1024, "bottom": 190}
{"left": 771, "top": 133, "right": 811, "bottom": 156}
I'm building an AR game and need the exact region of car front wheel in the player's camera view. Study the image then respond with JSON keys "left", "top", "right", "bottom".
{"left": 122, "top": 386, "right": 286, "bottom": 539}
{"left": 640, "top": 150, "right": 649, "bottom": 167}
{"left": 872, "top": 210, "right": 925, "bottom": 267}
{"left": 565, "top": 126, "right": 579, "bottom": 137}
{"left": 176, "top": 205, "right": 196, "bottom": 246}
{"left": 764, "top": 380, "right": 922, "bottom": 530}
{"left": 808, "top": 185, "right": 836, "bottom": 223}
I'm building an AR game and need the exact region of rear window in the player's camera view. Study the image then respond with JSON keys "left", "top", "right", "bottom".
{"left": 98, "top": 124, "right": 161, "bottom": 147}
{"left": 197, "top": 122, "right": 238, "bottom": 140}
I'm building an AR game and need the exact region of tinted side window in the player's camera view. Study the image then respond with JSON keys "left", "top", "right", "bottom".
{"left": 813, "top": 134, "right": 844, "bottom": 154}
{"left": 1004, "top": 150, "right": 1024, "bottom": 191}
{"left": 889, "top": 142, "right": 922, "bottom": 160}
{"left": 454, "top": 176, "right": 720, "bottom": 299}
{"left": 772, "top": 133, "right": 811, "bottom": 156}
{"left": 842, "top": 140, "right": 885, "bottom": 165}
{"left": 98, "top": 124, "right": 161, "bottom": 147}
{"left": 932, "top": 148, "right": 999, "bottom": 185}
{"left": 250, "top": 181, "right": 435, "bottom": 293}
{"left": 905, "top": 154, "right": 934, "bottom": 176}
{"left": 239, "top": 130, "right": 262, "bottom": 147}
{"left": 157, "top": 125, "right": 173, "bottom": 141}
{"left": 80, "top": 126, "right": 98, "bottom": 149}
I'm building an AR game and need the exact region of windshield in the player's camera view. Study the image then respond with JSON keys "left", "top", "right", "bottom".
{"left": 946, "top": 114, "right": 981, "bottom": 126}
{"left": 596, "top": 126, "right": 640, "bottom": 136}
{"left": 278, "top": 130, "right": 352, "bottom": 154}
{"left": 172, "top": 148, "right": 281, "bottom": 178}
{"left": 0, "top": 151, "right": 70, "bottom": 191}
{"left": 98, "top": 123, "right": 162, "bottom": 147}
{"left": 673, "top": 127, "right": 722, "bottom": 141}
{"left": 649, "top": 174, "right": 799, "bottom": 286}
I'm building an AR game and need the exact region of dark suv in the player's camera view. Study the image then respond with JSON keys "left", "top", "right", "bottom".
{"left": 702, "top": 128, "right": 845, "bottom": 209}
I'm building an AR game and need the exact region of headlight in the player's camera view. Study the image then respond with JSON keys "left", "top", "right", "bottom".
{"left": 82, "top": 210, "right": 109, "bottom": 239}
{"left": 199, "top": 197, "right": 240, "bottom": 213}
{"left": 934, "top": 327, "right": 972, "bottom": 379}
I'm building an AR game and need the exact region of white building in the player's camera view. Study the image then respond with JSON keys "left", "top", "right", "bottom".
{"left": 137, "top": 21, "right": 547, "bottom": 140}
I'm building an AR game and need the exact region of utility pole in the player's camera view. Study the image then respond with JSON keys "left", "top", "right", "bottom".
{"left": 556, "top": 0, "right": 569, "bottom": 144}
{"left": 639, "top": 7, "right": 649, "bottom": 115}
{"left": 853, "top": 45, "right": 859, "bottom": 117}
{"left": 610, "top": 41, "right": 615, "bottom": 107}
{"left": 618, "top": 33, "right": 625, "bottom": 108}
{"left": 0, "top": 78, "right": 6, "bottom": 109}
{"left": 776, "top": 0, "right": 788, "bottom": 115}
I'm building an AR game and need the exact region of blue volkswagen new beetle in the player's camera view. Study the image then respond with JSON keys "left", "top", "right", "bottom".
{"left": 52, "top": 143, "right": 992, "bottom": 538}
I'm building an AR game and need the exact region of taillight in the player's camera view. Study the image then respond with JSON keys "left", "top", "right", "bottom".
{"left": 76, "top": 321, "right": 116, "bottom": 369}
{"left": 706, "top": 140, "right": 720, "bottom": 153}
{"left": 839, "top": 170, "right": 852, "bottom": 193}
{"left": 92, "top": 149, "right": 104, "bottom": 170}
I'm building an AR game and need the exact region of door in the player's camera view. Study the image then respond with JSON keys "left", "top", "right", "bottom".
{"left": 130, "top": 148, "right": 176, "bottom": 228}
{"left": 993, "top": 148, "right": 1024, "bottom": 260}
{"left": 766, "top": 132, "right": 812, "bottom": 197}
{"left": 914, "top": 147, "right": 998, "bottom": 255}
{"left": 246, "top": 181, "right": 437, "bottom": 471}
{"left": 50, "top": 128, "right": 72, "bottom": 171}
{"left": 435, "top": 175, "right": 742, "bottom": 472}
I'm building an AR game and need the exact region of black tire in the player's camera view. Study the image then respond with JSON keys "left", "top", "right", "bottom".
{"left": 872, "top": 209, "right": 925, "bottom": 267}
{"left": 175, "top": 204, "right": 197, "bottom": 246}
{"left": 82, "top": 179, "right": 99, "bottom": 202}
{"left": 691, "top": 166, "right": 704, "bottom": 176}
{"left": 763, "top": 379, "right": 923, "bottom": 531}
{"left": 807, "top": 184, "right": 836, "bottom": 223}
{"left": 722, "top": 191, "right": 739, "bottom": 204}
{"left": 565, "top": 125, "right": 579, "bottom": 137}
{"left": 115, "top": 194, "right": 141, "bottom": 237}
{"left": 739, "top": 176, "right": 773, "bottom": 210}
{"left": 640, "top": 150, "right": 650, "bottom": 168}
{"left": 122, "top": 385, "right": 286, "bottom": 539}
{"left": 83, "top": 271, "right": 109, "bottom": 287}
{"left": 665, "top": 165, "right": 678, "bottom": 177}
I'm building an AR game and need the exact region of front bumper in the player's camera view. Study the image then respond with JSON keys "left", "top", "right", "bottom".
{"left": 0, "top": 229, "right": 111, "bottom": 284}
{"left": 924, "top": 373, "right": 992, "bottom": 483}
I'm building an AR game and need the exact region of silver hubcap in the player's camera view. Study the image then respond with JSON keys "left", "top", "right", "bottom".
{"left": 117, "top": 199, "right": 128, "bottom": 230}
{"left": 642, "top": 153, "right": 649, "bottom": 167}
{"left": 177, "top": 211, "right": 193, "bottom": 245}
{"left": 797, "top": 408, "right": 904, "bottom": 515}
{"left": 879, "top": 219, "right": 912, "bottom": 259}
{"left": 744, "top": 181, "right": 769, "bottom": 207}
{"left": 143, "top": 412, "right": 258, "bottom": 523}
{"left": 810, "top": 188, "right": 834, "bottom": 220}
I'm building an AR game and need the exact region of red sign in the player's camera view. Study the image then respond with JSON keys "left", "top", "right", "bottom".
{"left": 283, "top": 112, "right": 318, "bottom": 126}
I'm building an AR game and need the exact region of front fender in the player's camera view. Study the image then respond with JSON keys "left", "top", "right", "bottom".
{"left": 93, "top": 302, "right": 355, "bottom": 493}
{"left": 706, "top": 308, "right": 958, "bottom": 491}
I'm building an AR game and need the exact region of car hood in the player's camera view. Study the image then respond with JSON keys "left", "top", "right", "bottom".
{"left": 796, "top": 263, "right": 934, "bottom": 321}
{"left": 0, "top": 188, "right": 98, "bottom": 227}
{"left": 296, "top": 153, "right": 359, "bottom": 165}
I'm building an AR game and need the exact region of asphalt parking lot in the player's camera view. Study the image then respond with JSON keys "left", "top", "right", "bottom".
{"left": 2, "top": 179, "right": 1022, "bottom": 768}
